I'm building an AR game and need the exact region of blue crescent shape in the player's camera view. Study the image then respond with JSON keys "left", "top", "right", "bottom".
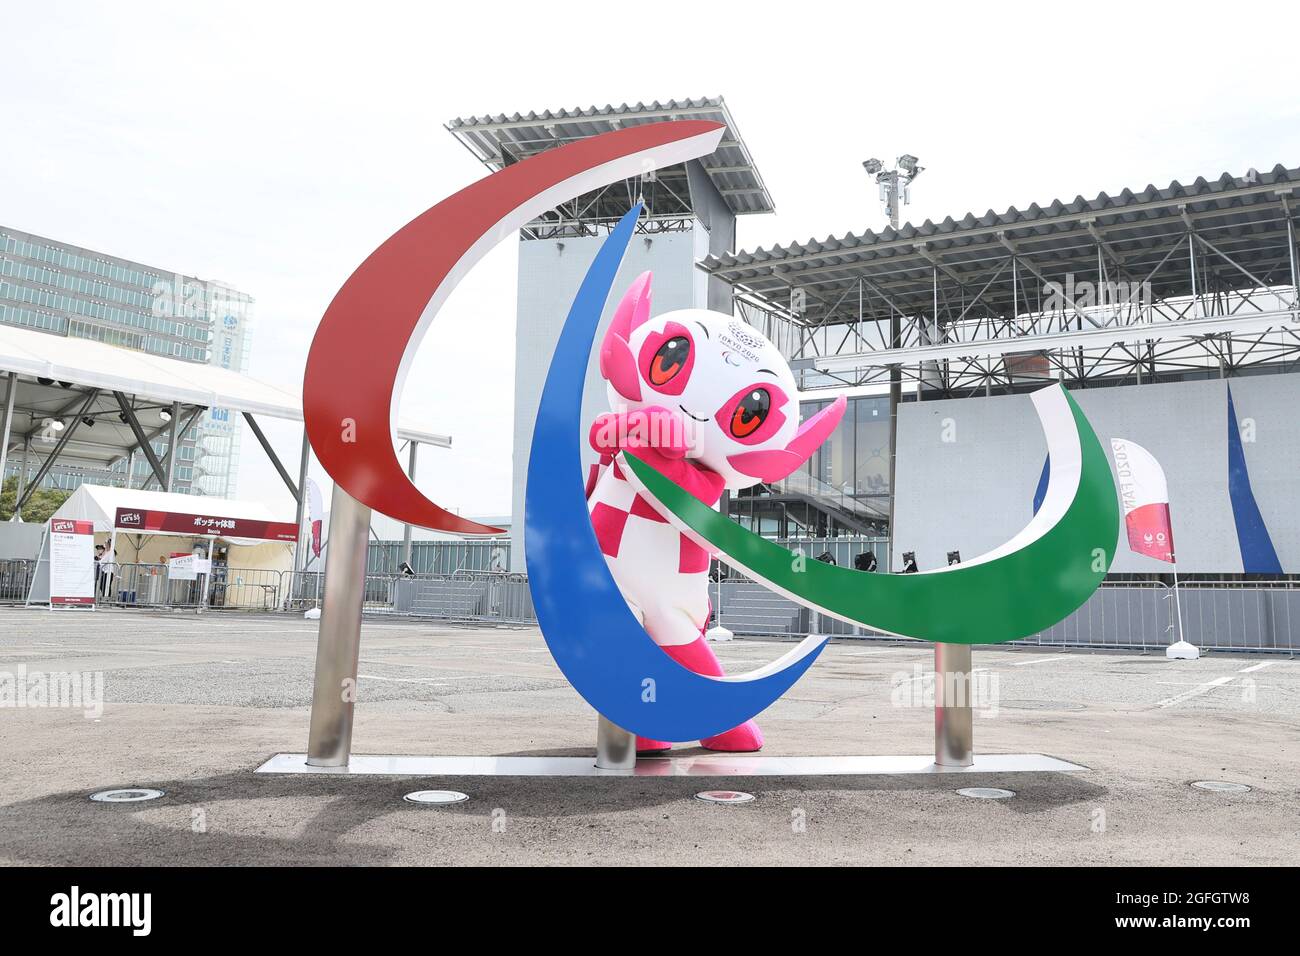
{"left": 525, "top": 206, "right": 828, "bottom": 742}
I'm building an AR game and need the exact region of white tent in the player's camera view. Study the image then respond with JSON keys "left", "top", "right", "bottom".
{"left": 53, "top": 484, "right": 292, "bottom": 541}
{"left": 51, "top": 484, "right": 299, "bottom": 607}
{"left": 0, "top": 321, "right": 451, "bottom": 446}
{"left": 53, "top": 483, "right": 296, "bottom": 572}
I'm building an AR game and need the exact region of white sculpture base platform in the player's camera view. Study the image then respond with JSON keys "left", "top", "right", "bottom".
{"left": 257, "top": 752, "right": 1085, "bottom": 777}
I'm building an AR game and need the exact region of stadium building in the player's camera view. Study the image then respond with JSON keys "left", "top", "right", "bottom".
{"left": 0, "top": 226, "right": 252, "bottom": 497}
{"left": 448, "top": 101, "right": 1299, "bottom": 587}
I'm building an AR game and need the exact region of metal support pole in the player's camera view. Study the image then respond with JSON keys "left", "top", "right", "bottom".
{"left": 1287, "top": 213, "right": 1299, "bottom": 313}
{"left": 0, "top": 371, "right": 17, "bottom": 490}
{"left": 292, "top": 430, "right": 310, "bottom": 573}
{"left": 595, "top": 715, "right": 636, "bottom": 770}
{"left": 402, "top": 441, "right": 417, "bottom": 568}
{"left": 14, "top": 436, "right": 30, "bottom": 518}
{"left": 934, "top": 642, "right": 973, "bottom": 767}
{"left": 140, "top": 407, "right": 203, "bottom": 491}
{"left": 113, "top": 392, "right": 168, "bottom": 488}
{"left": 886, "top": 313, "right": 901, "bottom": 571}
{"left": 243, "top": 412, "right": 300, "bottom": 501}
{"left": 306, "top": 484, "right": 372, "bottom": 767}
{"left": 164, "top": 400, "right": 180, "bottom": 492}
{"left": 15, "top": 390, "right": 99, "bottom": 512}
{"left": 885, "top": 188, "right": 902, "bottom": 571}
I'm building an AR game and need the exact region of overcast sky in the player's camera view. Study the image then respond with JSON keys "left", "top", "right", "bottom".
{"left": 5, "top": 0, "right": 1299, "bottom": 522}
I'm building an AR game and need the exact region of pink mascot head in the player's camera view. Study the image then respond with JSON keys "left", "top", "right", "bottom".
{"left": 598, "top": 271, "right": 846, "bottom": 487}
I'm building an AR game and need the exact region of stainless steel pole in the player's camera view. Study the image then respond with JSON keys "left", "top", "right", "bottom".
{"left": 934, "top": 642, "right": 973, "bottom": 767}
{"left": 0, "top": 371, "right": 16, "bottom": 491}
{"left": 401, "top": 441, "right": 417, "bottom": 568}
{"left": 595, "top": 715, "right": 636, "bottom": 770}
{"left": 164, "top": 400, "right": 180, "bottom": 492}
{"left": 306, "top": 483, "right": 372, "bottom": 767}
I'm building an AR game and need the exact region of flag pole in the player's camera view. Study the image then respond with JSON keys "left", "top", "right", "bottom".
{"left": 1171, "top": 556, "right": 1186, "bottom": 646}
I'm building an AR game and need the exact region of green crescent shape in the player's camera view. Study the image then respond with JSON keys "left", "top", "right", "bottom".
{"left": 621, "top": 384, "right": 1119, "bottom": 645}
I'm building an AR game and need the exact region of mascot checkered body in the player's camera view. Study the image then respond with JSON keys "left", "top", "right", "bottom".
{"left": 585, "top": 272, "right": 846, "bottom": 752}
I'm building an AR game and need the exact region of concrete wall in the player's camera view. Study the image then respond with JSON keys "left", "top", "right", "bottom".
{"left": 511, "top": 226, "right": 711, "bottom": 569}
{"left": 0, "top": 521, "right": 44, "bottom": 560}
{"left": 892, "top": 374, "right": 1300, "bottom": 574}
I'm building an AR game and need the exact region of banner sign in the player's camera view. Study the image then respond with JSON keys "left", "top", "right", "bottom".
{"left": 49, "top": 518, "right": 96, "bottom": 606}
{"left": 114, "top": 508, "right": 297, "bottom": 542}
{"left": 1110, "top": 438, "right": 1175, "bottom": 564}
{"left": 167, "top": 552, "right": 199, "bottom": 581}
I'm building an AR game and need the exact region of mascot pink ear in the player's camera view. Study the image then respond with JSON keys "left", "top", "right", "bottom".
{"left": 599, "top": 271, "right": 652, "bottom": 401}
{"left": 727, "top": 396, "right": 847, "bottom": 482}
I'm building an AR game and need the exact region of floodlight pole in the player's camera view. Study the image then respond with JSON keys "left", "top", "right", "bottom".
{"left": 306, "top": 483, "right": 372, "bottom": 767}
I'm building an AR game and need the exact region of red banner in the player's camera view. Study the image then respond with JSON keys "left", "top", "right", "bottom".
{"left": 1124, "top": 502, "right": 1175, "bottom": 563}
{"left": 51, "top": 519, "right": 94, "bottom": 536}
{"left": 114, "top": 507, "right": 297, "bottom": 542}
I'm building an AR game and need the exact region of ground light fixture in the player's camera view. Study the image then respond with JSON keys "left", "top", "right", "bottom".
{"left": 956, "top": 787, "right": 1016, "bottom": 799}
{"left": 695, "top": 790, "right": 755, "bottom": 804}
{"left": 89, "top": 788, "right": 165, "bottom": 803}
{"left": 1191, "top": 781, "right": 1251, "bottom": 793}
{"left": 403, "top": 790, "right": 469, "bottom": 805}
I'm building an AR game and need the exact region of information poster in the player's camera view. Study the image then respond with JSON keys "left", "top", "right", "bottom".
{"left": 49, "top": 519, "right": 96, "bottom": 607}
{"left": 168, "top": 552, "right": 199, "bottom": 581}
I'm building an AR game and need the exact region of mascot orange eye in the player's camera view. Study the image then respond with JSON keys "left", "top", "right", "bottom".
{"left": 730, "top": 389, "right": 771, "bottom": 438}
{"left": 649, "top": 336, "right": 690, "bottom": 386}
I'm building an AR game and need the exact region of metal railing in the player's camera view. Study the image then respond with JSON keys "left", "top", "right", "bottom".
{"left": 7, "top": 556, "right": 1297, "bottom": 653}
{"left": 0, "top": 558, "right": 35, "bottom": 603}
{"left": 712, "top": 573, "right": 1298, "bottom": 654}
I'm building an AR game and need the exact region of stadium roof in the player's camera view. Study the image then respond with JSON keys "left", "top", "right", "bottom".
{"left": 446, "top": 97, "right": 774, "bottom": 215}
{"left": 700, "top": 164, "right": 1300, "bottom": 326}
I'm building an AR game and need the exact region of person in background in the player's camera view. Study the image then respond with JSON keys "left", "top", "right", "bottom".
{"left": 94, "top": 544, "right": 110, "bottom": 597}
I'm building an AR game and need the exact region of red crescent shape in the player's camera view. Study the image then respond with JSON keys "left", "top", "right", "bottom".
{"left": 303, "top": 120, "right": 725, "bottom": 534}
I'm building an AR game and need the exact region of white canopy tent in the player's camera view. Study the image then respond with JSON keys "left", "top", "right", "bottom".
{"left": 0, "top": 321, "right": 451, "bottom": 445}
{"left": 53, "top": 484, "right": 294, "bottom": 543}
{"left": 0, "top": 322, "right": 452, "bottom": 571}
{"left": 52, "top": 483, "right": 300, "bottom": 598}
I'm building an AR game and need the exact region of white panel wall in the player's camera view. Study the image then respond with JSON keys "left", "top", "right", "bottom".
{"left": 892, "top": 375, "right": 1300, "bottom": 574}
{"left": 511, "top": 227, "right": 707, "bottom": 569}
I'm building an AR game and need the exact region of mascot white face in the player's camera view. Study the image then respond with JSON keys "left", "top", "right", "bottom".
{"left": 598, "top": 273, "right": 844, "bottom": 489}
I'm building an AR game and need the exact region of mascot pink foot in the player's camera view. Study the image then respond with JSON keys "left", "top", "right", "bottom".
{"left": 634, "top": 638, "right": 764, "bottom": 752}
{"left": 586, "top": 271, "right": 845, "bottom": 755}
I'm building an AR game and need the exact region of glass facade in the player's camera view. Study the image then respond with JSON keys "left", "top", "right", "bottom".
{"left": 0, "top": 226, "right": 254, "bottom": 497}
{"left": 728, "top": 393, "right": 892, "bottom": 539}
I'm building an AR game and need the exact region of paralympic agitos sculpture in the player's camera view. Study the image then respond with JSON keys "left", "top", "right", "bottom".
{"left": 304, "top": 118, "right": 1119, "bottom": 756}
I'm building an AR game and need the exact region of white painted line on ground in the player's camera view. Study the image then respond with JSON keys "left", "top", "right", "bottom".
{"left": 1010, "top": 656, "right": 1069, "bottom": 667}
{"left": 358, "top": 674, "right": 450, "bottom": 686}
{"left": 1238, "top": 661, "right": 1276, "bottom": 673}
{"left": 1157, "top": 675, "right": 1235, "bottom": 708}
